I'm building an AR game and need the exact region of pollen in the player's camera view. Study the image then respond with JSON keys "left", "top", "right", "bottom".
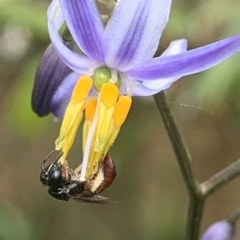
{"left": 71, "top": 76, "right": 93, "bottom": 104}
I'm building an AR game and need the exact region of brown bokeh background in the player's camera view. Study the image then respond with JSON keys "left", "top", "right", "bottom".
{"left": 1, "top": 0, "right": 240, "bottom": 239}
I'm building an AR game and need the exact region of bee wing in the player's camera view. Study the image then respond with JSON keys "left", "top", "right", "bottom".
{"left": 71, "top": 195, "right": 117, "bottom": 204}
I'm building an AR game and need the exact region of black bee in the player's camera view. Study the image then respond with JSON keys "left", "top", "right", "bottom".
{"left": 40, "top": 151, "right": 116, "bottom": 204}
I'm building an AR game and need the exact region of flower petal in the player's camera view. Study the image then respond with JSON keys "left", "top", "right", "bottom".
{"left": 59, "top": 0, "right": 104, "bottom": 61}
{"left": 103, "top": 0, "right": 172, "bottom": 71}
{"left": 51, "top": 72, "right": 80, "bottom": 118}
{"left": 143, "top": 39, "right": 187, "bottom": 90}
{"left": 128, "top": 40, "right": 187, "bottom": 96}
{"left": 158, "top": 39, "right": 188, "bottom": 57}
{"left": 47, "top": 0, "right": 98, "bottom": 73}
{"left": 32, "top": 44, "right": 72, "bottom": 117}
{"left": 124, "top": 79, "right": 174, "bottom": 96}
{"left": 128, "top": 35, "right": 240, "bottom": 80}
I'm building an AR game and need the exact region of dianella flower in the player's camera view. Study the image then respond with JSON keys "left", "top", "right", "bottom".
{"left": 200, "top": 220, "right": 236, "bottom": 240}
{"left": 32, "top": 0, "right": 240, "bottom": 182}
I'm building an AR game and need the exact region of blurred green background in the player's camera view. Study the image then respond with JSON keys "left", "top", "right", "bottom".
{"left": 0, "top": 0, "right": 240, "bottom": 239}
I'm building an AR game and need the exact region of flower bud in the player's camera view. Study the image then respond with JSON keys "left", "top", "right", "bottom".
{"left": 200, "top": 220, "right": 236, "bottom": 240}
{"left": 32, "top": 44, "right": 72, "bottom": 116}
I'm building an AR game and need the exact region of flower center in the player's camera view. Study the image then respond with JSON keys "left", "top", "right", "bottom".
{"left": 55, "top": 67, "right": 132, "bottom": 181}
{"left": 93, "top": 67, "right": 121, "bottom": 91}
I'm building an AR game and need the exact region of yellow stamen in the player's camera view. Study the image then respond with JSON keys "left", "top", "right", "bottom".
{"left": 85, "top": 98, "right": 97, "bottom": 121}
{"left": 100, "top": 83, "right": 118, "bottom": 109}
{"left": 83, "top": 98, "right": 97, "bottom": 151}
{"left": 55, "top": 76, "right": 93, "bottom": 164}
{"left": 80, "top": 85, "right": 132, "bottom": 180}
{"left": 101, "top": 96, "right": 132, "bottom": 158}
{"left": 105, "top": 124, "right": 120, "bottom": 152}
{"left": 113, "top": 96, "right": 132, "bottom": 128}
{"left": 71, "top": 75, "right": 93, "bottom": 104}
{"left": 80, "top": 100, "right": 99, "bottom": 181}
{"left": 55, "top": 102, "right": 84, "bottom": 150}
{"left": 83, "top": 84, "right": 119, "bottom": 178}
{"left": 92, "top": 83, "right": 119, "bottom": 153}
{"left": 61, "top": 111, "right": 83, "bottom": 153}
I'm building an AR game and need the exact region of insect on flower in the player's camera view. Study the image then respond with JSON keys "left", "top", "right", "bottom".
{"left": 40, "top": 150, "right": 116, "bottom": 204}
{"left": 33, "top": 0, "right": 240, "bottom": 200}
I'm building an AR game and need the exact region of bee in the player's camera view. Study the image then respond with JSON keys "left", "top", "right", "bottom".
{"left": 40, "top": 151, "right": 117, "bottom": 204}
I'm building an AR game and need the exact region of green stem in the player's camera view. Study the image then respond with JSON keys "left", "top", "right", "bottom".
{"left": 201, "top": 159, "right": 240, "bottom": 196}
{"left": 154, "top": 91, "right": 240, "bottom": 239}
{"left": 186, "top": 196, "right": 205, "bottom": 240}
{"left": 154, "top": 91, "right": 203, "bottom": 240}
{"left": 153, "top": 92, "right": 199, "bottom": 196}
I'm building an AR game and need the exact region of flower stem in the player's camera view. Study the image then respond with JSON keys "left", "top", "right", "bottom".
{"left": 153, "top": 92, "right": 198, "bottom": 195}
{"left": 154, "top": 91, "right": 203, "bottom": 240}
{"left": 154, "top": 91, "right": 240, "bottom": 240}
{"left": 186, "top": 196, "right": 205, "bottom": 240}
{"left": 200, "top": 159, "right": 240, "bottom": 196}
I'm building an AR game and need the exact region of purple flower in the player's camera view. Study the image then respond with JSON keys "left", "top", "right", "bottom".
{"left": 32, "top": 0, "right": 240, "bottom": 181}
{"left": 200, "top": 220, "right": 236, "bottom": 240}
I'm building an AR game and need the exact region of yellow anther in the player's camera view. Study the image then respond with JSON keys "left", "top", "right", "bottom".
{"left": 54, "top": 76, "right": 93, "bottom": 163}
{"left": 113, "top": 96, "right": 132, "bottom": 128}
{"left": 61, "top": 110, "right": 83, "bottom": 160}
{"left": 55, "top": 102, "right": 84, "bottom": 153}
{"left": 80, "top": 85, "right": 131, "bottom": 180}
{"left": 71, "top": 75, "right": 93, "bottom": 104}
{"left": 83, "top": 98, "right": 97, "bottom": 151}
{"left": 100, "top": 83, "right": 118, "bottom": 109}
{"left": 94, "top": 102, "right": 114, "bottom": 152}
{"left": 105, "top": 126, "right": 120, "bottom": 151}
{"left": 85, "top": 98, "right": 97, "bottom": 121}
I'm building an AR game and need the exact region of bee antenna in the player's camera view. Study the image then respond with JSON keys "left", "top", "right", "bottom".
{"left": 41, "top": 150, "right": 55, "bottom": 171}
{"left": 54, "top": 151, "right": 63, "bottom": 164}
{"left": 41, "top": 150, "right": 64, "bottom": 171}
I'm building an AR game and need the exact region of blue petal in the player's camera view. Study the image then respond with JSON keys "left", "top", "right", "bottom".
{"left": 59, "top": 0, "right": 104, "bottom": 61}
{"left": 128, "top": 35, "right": 240, "bottom": 80}
{"left": 143, "top": 39, "right": 187, "bottom": 90}
{"left": 32, "top": 44, "right": 72, "bottom": 117}
{"left": 128, "top": 39, "right": 187, "bottom": 96}
{"left": 156, "top": 39, "right": 188, "bottom": 57}
{"left": 200, "top": 221, "right": 236, "bottom": 240}
{"left": 103, "top": 0, "right": 172, "bottom": 71}
{"left": 124, "top": 79, "right": 173, "bottom": 96}
{"left": 48, "top": 0, "right": 99, "bottom": 73}
{"left": 51, "top": 72, "right": 80, "bottom": 118}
